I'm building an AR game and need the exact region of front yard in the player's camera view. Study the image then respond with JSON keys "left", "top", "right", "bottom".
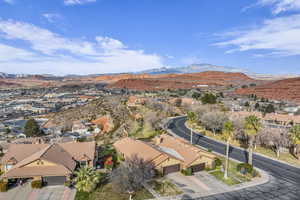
{"left": 75, "top": 183, "right": 153, "bottom": 200}
{"left": 149, "top": 179, "right": 182, "bottom": 197}
{"left": 208, "top": 157, "right": 256, "bottom": 186}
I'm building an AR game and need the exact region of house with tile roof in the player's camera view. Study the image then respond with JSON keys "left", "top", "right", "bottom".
{"left": 0, "top": 141, "right": 96, "bottom": 185}
{"left": 114, "top": 134, "right": 215, "bottom": 175}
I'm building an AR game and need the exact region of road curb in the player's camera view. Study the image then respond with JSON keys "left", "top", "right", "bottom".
{"left": 183, "top": 119, "right": 300, "bottom": 170}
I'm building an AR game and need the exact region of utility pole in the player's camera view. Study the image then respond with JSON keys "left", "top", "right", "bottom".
{"left": 190, "top": 125, "right": 193, "bottom": 144}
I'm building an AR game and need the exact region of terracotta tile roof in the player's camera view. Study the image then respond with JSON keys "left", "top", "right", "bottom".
{"left": 3, "top": 165, "right": 72, "bottom": 178}
{"left": 1, "top": 144, "right": 48, "bottom": 165}
{"left": 114, "top": 138, "right": 166, "bottom": 165}
{"left": 1, "top": 141, "right": 95, "bottom": 179}
{"left": 157, "top": 134, "right": 216, "bottom": 167}
{"left": 114, "top": 136, "right": 216, "bottom": 168}
{"left": 91, "top": 116, "right": 112, "bottom": 133}
{"left": 60, "top": 141, "right": 96, "bottom": 161}
{"left": 230, "top": 111, "right": 300, "bottom": 124}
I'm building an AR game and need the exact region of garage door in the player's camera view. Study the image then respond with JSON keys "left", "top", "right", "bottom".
{"left": 163, "top": 164, "right": 180, "bottom": 175}
{"left": 43, "top": 176, "right": 66, "bottom": 186}
{"left": 191, "top": 163, "right": 205, "bottom": 173}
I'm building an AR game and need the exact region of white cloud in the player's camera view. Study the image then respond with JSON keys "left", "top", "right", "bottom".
{"left": 3, "top": 0, "right": 14, "bottom": 4}
{"left": 43, "top": 13, "right": 63, "bottom": 23}
{"left": 0, "top": 44, "right": 35, "bottom": 61}
{"left": 0, "top": 20, "right": 97, "bottom": 55}
{"left": 64, "top": 0, "right": 96, "bottom": 6}
{"left": 215, "top": 14, "right": 300, "bottom": 56}
{"left": 250, "top": 0, "right": 300, "bottom": 14}
{"left": 96, "top": 36, "right": 126, "bottom": 50}
{"left": 0, "top": 19, "right": 163, "bottom": 75}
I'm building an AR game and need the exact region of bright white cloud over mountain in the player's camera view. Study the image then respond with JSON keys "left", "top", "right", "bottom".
{"left": 0, "top": 19, "right": 163, "bottom": 75}
{"left": 216, "top": 14, "right": 300, "bottom": 56}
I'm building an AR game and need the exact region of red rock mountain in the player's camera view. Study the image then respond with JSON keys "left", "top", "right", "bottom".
{"left": 236, "top": 77, "right": 300, "bottom": 104}
{"left": 105, "top": 71, "right": 257, "bottom": 91}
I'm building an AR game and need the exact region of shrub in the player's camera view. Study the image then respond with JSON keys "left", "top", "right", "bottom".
{"left": 181, "top": 168, "right": 193, "bottom": 176}
{"left": 0, "top": 181, "right": 8, "bottom": 192}
{"left": 214, "top": 158, "right": 222, "bottom": 167}
{"left": 237, "top": 163, "right": 253, "bottom": 175}
{"left": 31, "top": 180, "right": 43, "bottom": 189}
{"left": 64, "top": 180, "right": 72, "bottom": 187}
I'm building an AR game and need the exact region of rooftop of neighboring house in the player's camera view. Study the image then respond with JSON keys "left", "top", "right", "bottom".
{"left": 155, "top": 134, "right": 216, "bottom": 167}
{"left": 231, "top": 111, "right": 300, "bottom": 124}
{"left": 114, "top": 134, "right": 216, "bottom": 168}
{"left": 91, "top": 116, "right": 112, "bottom": 133}
{"left": 1, "top": 143, "right": 77, "bottom": 178}
{"left": 1, "top": 141, "right": 96, "bottom": 166}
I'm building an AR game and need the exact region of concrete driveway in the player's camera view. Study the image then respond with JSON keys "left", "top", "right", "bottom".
{"left": 0, "top": 183, "right": 76, "bottom": 200}
{"left": 167, "top": 172, "right": 231, "bottom": 197}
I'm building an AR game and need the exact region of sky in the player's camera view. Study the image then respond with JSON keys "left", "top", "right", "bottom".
{"left": 0, "top": 0, "right": 300, "bottom": 75}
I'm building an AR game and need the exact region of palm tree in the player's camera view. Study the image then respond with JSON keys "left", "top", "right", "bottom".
{"left": 74, "top": 166, "right": 100, "bottom": 192}
{"left": 222, "top": 121, "right": 235, "bottom": 179}
{"left": 244, "top": 115, "right": 262, "bottom": 165}
{"left": 290, "top": 125, "right": 300, "bottom": 158}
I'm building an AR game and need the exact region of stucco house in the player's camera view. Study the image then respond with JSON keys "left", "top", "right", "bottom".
{"left": 0, "top": 141, "right": 96, "bottom": 185}
{"left": 114, "top": 134, "right": 215, "bottom": 175}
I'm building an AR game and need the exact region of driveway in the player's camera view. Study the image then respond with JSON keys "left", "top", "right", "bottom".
{"left": 0, "top": 183, "right": 76, "bottom": 200}
{"left": 167, "top": 172, "right": 231, "bottom": 197}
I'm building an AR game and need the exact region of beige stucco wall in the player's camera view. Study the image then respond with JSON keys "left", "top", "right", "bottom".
{"left": 155, "top": 157, "right": 182, "bottom": 173}
{"left": 188, "top": 156, "right": 215, "bottom": 169}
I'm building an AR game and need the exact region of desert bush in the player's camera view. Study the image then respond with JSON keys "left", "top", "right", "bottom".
{"left": 237, "top": 163, "right": 253, "bottom": 175}
{"left": 31, "top": 180, "right": 43, "bottom": 189}
{"left": 0, "top": 181, "right": 8, "bottom": 192}
{"left": 215, "top": 158, "right": 222, "bottom": 167}
{"left": 181, "top": 168, "right": 193, "bottom": 176}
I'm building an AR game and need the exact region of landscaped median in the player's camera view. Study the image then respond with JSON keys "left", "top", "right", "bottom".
{"left": 206, "top": 158, "right": 258, "bottom": 186}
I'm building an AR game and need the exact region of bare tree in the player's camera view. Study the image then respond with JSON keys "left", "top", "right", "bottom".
{"left": 230, "top": 114, "right": 248, "bottom": 144}
{"left": 201, "top": 112, "right": 229, "bottom": 135}
{"left": 144, "top": 111, "right": 163, "bottom": 131}
{"left": 258, "top": 127, "right": 290, "bottom": 157}
{"left": 110, "top": 156, "right": 155, "bottom": 197}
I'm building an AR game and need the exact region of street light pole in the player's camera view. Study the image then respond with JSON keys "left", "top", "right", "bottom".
{"left": 190, "top": 124, "right": 193, "bottom": 145}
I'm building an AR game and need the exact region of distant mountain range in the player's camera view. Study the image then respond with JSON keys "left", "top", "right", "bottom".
{"left": 1, "top": 63, "right": 299, "bottom": 80}
{"left": 138, "top": 64, "right": 248, "bottom": 74}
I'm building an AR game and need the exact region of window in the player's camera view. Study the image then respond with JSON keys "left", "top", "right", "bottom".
{"left": 5, "top": 165, "right": 13, "bottom": 171}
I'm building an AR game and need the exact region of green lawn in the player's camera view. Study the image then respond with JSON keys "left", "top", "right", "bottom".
{"left": 208, "top": 157, "right": 254, "bottom": 186}
{"left": 75, "top": 183, "right": 153, "bottom": 200}
{"left": 150, "top": 179, "right": 182, "bottom": 196}
{"left": 210, "top": 171, "right": 240, "bottom": 186}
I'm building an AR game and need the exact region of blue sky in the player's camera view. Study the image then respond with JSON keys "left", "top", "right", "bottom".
{"left": 0, "top": 0, "right": 300, "bottom": 75}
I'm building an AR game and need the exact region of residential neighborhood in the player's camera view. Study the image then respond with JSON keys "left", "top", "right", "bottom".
{"left": 1, "top": 0, "right": 300, "bottom": 199}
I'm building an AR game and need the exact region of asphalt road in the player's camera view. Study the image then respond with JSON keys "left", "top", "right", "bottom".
{"left": 167, "top": 116, "right": 300, "bottom": 200}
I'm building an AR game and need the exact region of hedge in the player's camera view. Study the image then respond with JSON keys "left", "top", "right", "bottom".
{"left": 215, "top": 158, "right": 222, "bottom": 167}
{"left": 0, "top": 181, "right": 8, "bottom": 192}
{"left": 237, "top": 163, "right": 253, "bottom": 175}
{"left": 31, "top": 180, "right": 43, "bottom": 189}
{"left": 181, "top": 168, "right": 193, "bottom": 176}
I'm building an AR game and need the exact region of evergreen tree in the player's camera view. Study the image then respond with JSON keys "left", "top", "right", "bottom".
{"left": 201, "top": 93, "right": 217, "bottom": 104}
{"left": 24, "top": 118, "right": 41, "bottom": 137}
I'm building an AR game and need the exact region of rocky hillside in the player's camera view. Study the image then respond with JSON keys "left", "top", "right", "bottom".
{"left": 236, "top": 77, "right": 300, "bottom": 104}
{"left": 106, "top": 71, "right": 258, "bottom": 90}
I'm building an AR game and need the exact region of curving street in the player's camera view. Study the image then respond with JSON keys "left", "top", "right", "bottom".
{"left": 167, "top": 116, "right": 300, "bottom": 200}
